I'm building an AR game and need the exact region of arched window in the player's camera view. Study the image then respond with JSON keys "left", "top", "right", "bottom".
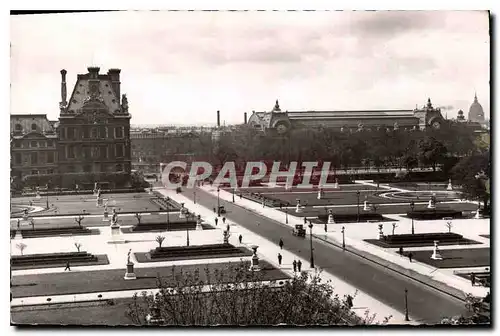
{"left": 31, "top": 123, "right": 37, "bottom": 131}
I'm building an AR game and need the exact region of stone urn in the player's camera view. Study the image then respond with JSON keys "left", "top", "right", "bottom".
{"left": 249, "top": 245, "right": 260, "bottom": 271}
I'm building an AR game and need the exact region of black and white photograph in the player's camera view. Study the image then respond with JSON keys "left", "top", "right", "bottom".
{"left": 9, "top": 8, "right": 491, "bottom": 327}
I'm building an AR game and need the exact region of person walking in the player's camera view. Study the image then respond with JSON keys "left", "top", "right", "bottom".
{"left": 297, "top": 260, "right": 302, "bottom": 272}
{"left": 408, "top": 252, "right": 413, "bottom": 263}
{"left": 226, "top": 224, "right": 230, "bottom": 232}
{"left": 64, "top": 261, "right": 71, "bottom": 271}
{"left": 213, "top": 207, "right": 216, "bottom": 213}
{"left": 222, "top": 217, "right": 226, "bottom": 224}
{"left": 239, "top": 193, "right": 242, "bottom": 200}
{"left": 304, "top": 217, "right": 307, "bottom": 225}
{"left": 292, "top": 260, "right": 297, "bottom": 273}
{"left": 277, "top": 253, "right": 282, "bottom": 266}
{"left": 238, "top": 234, "right": 242, "bottom": 244}
{"left": 346, "top": 295, "right": 353, "bottom": 309}
{"left": 214, "top": 217, "right": 218, "bottom": 226}
{"left": 279, "top": 238, "right": 284, "bottom": 250}
{"left": 399, "top": 247, "right": 404, "bottom": 256}
{"left": 471, "top": 273, "right": 476, "bottom": 286}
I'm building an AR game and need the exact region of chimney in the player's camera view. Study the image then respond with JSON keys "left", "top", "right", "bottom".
{"left": 87, "top": 66, "right": 100, "bottom": 79}
{"left": 244, "top": 112, "right": 247, "bottom": 124}
{"left": 217, "top": 110, "right": 221, "bottom": 127}
{"left": 107, "top": 68, "right": 121, "bottom": 105}
{"left": 60, "top": 69, "right": 67, "bottom": 106}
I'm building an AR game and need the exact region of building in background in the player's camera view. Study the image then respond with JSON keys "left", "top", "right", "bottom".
{"left": 247, "top": 98, "right": 446, "bottom": 135}
{"left": 468, "top": 93, "right": 485, "bottom": 124}
{"left": 10, "top": 66, "right": 132, "bottom": 190}
{"left": 10, "top": 115, "right": 59, "bottom": 179}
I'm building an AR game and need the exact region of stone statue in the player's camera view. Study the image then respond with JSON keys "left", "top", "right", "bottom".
{"left": 127, "top": 249, "right": 132, "bottom": 264}
{"left": 17, "top": 219, "right": 20, "bottom": 229}
{"left": 122, "top": 94, "right": 129, "bottom": 112}
{"left": 111, "top": 210, "right": 118, "bottom": 224}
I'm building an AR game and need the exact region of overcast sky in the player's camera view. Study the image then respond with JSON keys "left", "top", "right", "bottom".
{"left": 10, "top": 10, "right": 490, "bottom": 125}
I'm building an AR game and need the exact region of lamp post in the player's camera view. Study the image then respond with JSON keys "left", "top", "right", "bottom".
{"left": 404, "top": 288, "right": 409, "bottom": 321}
{"left": 308, "top": 220, "right": 314, "bottom": 268}
{"left": 193, "top": 189, "right": 197, "bottom": 204}
{"left": 410, "top": 201, "right": 415, "bottom": 234}
{"left": 341, "top": 226, "right": 345, "bottom": 250}
{"left": 46, "top": 193, "right": 49, "bottom": 210}
{"left": 217, "top": 187, "right": 220, "bottom": 217}
{"left": 356, "top": 191, "right": 360, "bottom": 222}
{"left": 232, "top": 188, "right": 235, "bottom": 203}
{"left": 285, "top": 204, "right": 289, "bottom": 224}
{"left": 166, "top": 196, "right": 170, "bottom": 228}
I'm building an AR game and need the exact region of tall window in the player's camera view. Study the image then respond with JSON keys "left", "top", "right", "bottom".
{"left": 91, "top": 128, "right": 98, "bottom": 139}
{"left": 115, "top": 144, "right": 124, "bottom": 158}
{"left": 116, "top": 163, "right": 123, "bottom": 172}
{"left": 39, "top": 141, "right": 46, "bottom": 148}
{"left": 67, "top": 165, "right": 75, "bottom": 173}
{"left": 47, "top": 152, "right": 54, "bottom": 163}
{"left": 47, "top": 140, "right": 54, "bottom": 147}
{"left": 14, "top": 153, "right": 21, "bottom": 164}
{"left": 99, "top": 126, "right": 106, "bottom": 139}
{"left": 31, "top": 123, "right": 37, "bottom": 131}
{"left": 83, "top": 128, "right": 90, "bottom": 139}
{"left": 83, "top": 146, "right": 91, "bottom": 159}
{"left": 115, "top": 126, "right": 123, "bottom": 139}
{"left": 15, "top": 124, "right": 22, "bottom": 132}
{"left": 31, "top": 152, "right": 38, "bottom": 165}
{"left": 14, "top": 142, "right": 21, "bottom": 148}
{"left": 100, "top": 145, "right": 108, "bottom": 159}
{"left": 30, "top": 141, "right": 37, "bottom": 148}
{"left": 83, "top": 165, "right": 92, "bottom": 173}
{"left": 67, "top": 145, "right": 75, "bottom": 159}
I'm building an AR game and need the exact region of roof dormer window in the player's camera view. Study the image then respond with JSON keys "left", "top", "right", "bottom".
{"left": 31, "top": 123, "right": 37, "bottom": 131}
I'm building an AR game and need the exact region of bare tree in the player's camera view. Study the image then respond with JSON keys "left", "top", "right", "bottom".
{"left": 74, "top": 242, "right": 82, "bottom": 252}
{"left": 16, "top": 242, "right": 27, "bottom": 256}
{"left": 392, "top": 223, "right": 398, "bottom": 235}
{"left": 156, "top": 235, "right": 166, "bottom": 248}
{"left": 126, "top": 262, "right": 390, "bottom": 326}
{"left": 74, "top": 215, "right": 84, "bottom": 229}
{"left": 445, "top": 221, "right": 453, "bottom": 233}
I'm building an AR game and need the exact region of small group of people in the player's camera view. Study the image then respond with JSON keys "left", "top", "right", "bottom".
{"left": 399, "top": 247, "right": 413, "bottom": 262}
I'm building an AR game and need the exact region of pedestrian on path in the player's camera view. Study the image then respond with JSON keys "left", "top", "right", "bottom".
{"left": 213, "top": 207, "right": 216, "bottom": 213}
{"left": 278, "top": 253, "right": 282, "bottom": 265}
{"left": 215, "top": 217, "right": 218, "bottom": 226}
{"left": 346, "top": 295, "right": 353, "bottom": 309}
{"left": 408, "top": 252, "right": 413, "bottom": 263}
{"left": 304, "top": 217, "right": 307, "bottom": 225}
{"left": 297, "top": 260, "right": 302, "bottom": 272}
{"left": 226, "top": 224, "right": 230, "bottom": 232}
{"left": 279, "top": 238, "right": 284, "bottom": 250}
{"left": 293, "top": 260, "right": 297, "bottom": 272}
{"left": 399, "top": 247, "right": 404, "bottom": 256}
{"left": 64, "top": 261, "right": 71, "bottom": 271}
{"left": 222, "top": 217, "right": 226, "bottom": 224}
{"left": 239, "top": 193, "right": 242, "bottom": 200}
{"left": 471, "top": 273, "right": 476, "bottom": 286}
{"left": 239, "top": 234, "right": 242, "bottom": 244}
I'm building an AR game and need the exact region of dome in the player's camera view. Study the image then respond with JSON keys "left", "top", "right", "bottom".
{"left": 468, "top": 93, "right": 485, "bottom": 122}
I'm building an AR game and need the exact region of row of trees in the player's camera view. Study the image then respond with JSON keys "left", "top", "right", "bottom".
{"left": 209, "top": 121, "right": 483, "bottom": 172}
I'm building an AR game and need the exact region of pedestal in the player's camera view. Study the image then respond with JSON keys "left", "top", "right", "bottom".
{"left": 124, "top": 262, "right": 137, "bottom": 280}
{"left": 196, "top": 221, "right": 203, "bottom": 231}
{"left": 363, "top": 201, "right": 371, "bottom": 211}
{"left": 333, "top": 180, "right": 339, "bottom": 189}
{"left": 317, "top": 190, "right": 323, "bottom": 200}
{"left": 295, "top": 204, "right": 303, "bottom": 213}
{"left": 475, "top": 210, "right": 483, "bottom": 219}
{"left": 14, "top": 230, "right": 23, "bottom": 240}
{"left": 427, "top": 200, "right": 435, "bottom": 209}
{"left": 447, "top": 182, "right": 453, "bottom": 191}
{"left": 249, "top": 255, "right": 260, "bottom": 271}
{"left": 108, "top": 223, "right": 126, "bottom": 244}
{"left": 327, "top": 215, "right": 335, "bottom": 225}
{"left": 103, "top": 211, "right": 109, "bottom": 222}
{"left": 179, "top": 209, "right": 186, "bottom": 219}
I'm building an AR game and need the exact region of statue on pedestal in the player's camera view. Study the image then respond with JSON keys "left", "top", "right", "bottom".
{"left": 127, "top": 249, "right": 132, "bottom": 264}
{"left": 378, "top": 224, "right": 384, "bottom": 239}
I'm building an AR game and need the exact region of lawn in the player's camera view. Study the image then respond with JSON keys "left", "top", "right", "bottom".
{"left": 12, "top": 260, "right": 288, "bottom": 298}
{"left": 11, "top": 192, "right": 180, "bottom": 217}
{"left": 410, "top": 248, "right": 490, "bottom": 269}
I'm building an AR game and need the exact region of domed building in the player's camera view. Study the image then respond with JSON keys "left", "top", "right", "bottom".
{"left": 468, "top": 93, "right": 485, "bottom": 123}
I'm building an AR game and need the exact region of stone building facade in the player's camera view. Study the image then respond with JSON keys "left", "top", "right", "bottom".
{"left": 10, "top": 114, "right": 58, "bottom": 179}
{"left": 10, "top": 66, "right": 132, "bottom": 190}
{"left": 247, "top": 98, "right": 446, "bottom": 135}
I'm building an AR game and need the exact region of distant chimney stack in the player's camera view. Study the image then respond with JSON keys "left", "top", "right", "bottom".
{"left": 87, "top": 66, "right": 100, "bottom": 79}
{"left": 244, "top": 112, "right": 247, "bottom": 124}
{"left": 217, "top": 110, "right": 221, "bottom": 127}
{"left": 60, "top": 69, "right": 67, "bottom": 107}
{"left": 107, "top": 68, "right": 121, "bottom": 105}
